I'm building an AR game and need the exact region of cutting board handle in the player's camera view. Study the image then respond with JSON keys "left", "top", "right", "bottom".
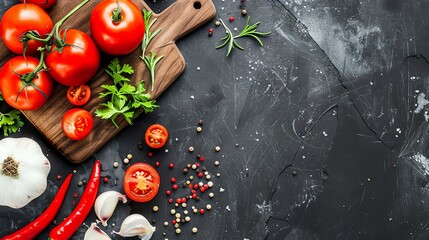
{"left": 148, "top": 0, "right": 216, "bottom": 45}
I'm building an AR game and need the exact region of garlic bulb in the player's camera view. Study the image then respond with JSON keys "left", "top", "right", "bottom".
{"left": 0, "top": 138, "right": 51, "bottom": 209}
{"left": 94, "top": 191, "right": 127, "bottom": 226}
{"left": 113, "top": 214, "right": 155, "bottom": 240}
{"left": 84, "top": 222, "right": 111, "bottom": 240}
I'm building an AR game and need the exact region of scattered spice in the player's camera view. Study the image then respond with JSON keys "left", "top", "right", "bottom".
{"left": 214, "top": 161, "right": 220, "bottom": 166}
{"left": 198, "top": 119, "right": 204, "bottom": 125}
{"left": 153, "top": 206, "right": 159, "bottom": 212}
{"left": 192, "top": 227, "right": 198, "bottom": 233}
{"left": 169, "top": 163, "right": 174, "bottom": 169}
{"left": 56, "top": 175, "right": 62, "bottom": 180}
{"left": 123, "top": 158, "right": 129, "bottom": 164}
{"left": 126, "top": 154, "right": 133, "bottom": 159}
{"left": 229, "top": 16, "right": 234, "bottom": 22}
{"left": 241, "top": 9, "right": 247, "bottom": 16}
{"left": 148, "top": 152, "right": 154, "bottom": 157}
{"left": 215, "top": 20, "right": 221, "bottom": 26}
{"left": 103, "top": 177, "right": 109, "bottom": 183}
{"left": 175, "top": 228, "right": 181, "bottom": 234}
{"left": 215, "top": 146, "right": 221, "bottom": 152}
{"left": 196, "top": 127, "right": 202, "bottom": 133}
{"left": 164, "top": 221, "right": 168, "bottom": 226}
{"left": 171, "top": 177, "right": 176, "bottom": 183}
{"left": 155, "top": 161, "right": 160, "bottom": 167}
{"left": 188, "top": 146, "right": 194, "bottom": 152}
{"left": 113, "top": 162, "right": 119, "bottom": 168}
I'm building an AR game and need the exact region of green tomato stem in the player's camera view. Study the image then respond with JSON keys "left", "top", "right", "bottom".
{"left": 111, "top": 0, "right": 123, "bottom": 24}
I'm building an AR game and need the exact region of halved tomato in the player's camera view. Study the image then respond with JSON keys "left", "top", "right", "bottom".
{"left": 67, "top": 85, "right": 91, "bottom": 106}
{"left": 144, "top": 124, "right": 168, "bottom": 149}
{"left": 62, "top": 108, "right": 93, "bottom": 141}
{"left": 123, "top": 163, "right": 160, "bottom": 202}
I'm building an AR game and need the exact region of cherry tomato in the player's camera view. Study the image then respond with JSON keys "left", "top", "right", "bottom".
{"left": 90, "top": 0, "right": 144, "bottom": 55}
{"left": 19, "top": 0, "right": 57, "bottom": 9}
{"left": 67, "top": 85, "right": 91, "bottom": 106}
{"left": 0, "top": 56, "right": 53, "bottom": 110}
{"left": 123, "top": 163, "right": 160, "bottom": 202}
{"left": 0, "top": 4, "right": 53, "bottom": 55}
{"left": 46, "top": 29, "right": 100, "bottom": 86}
{"left": 144, "top": 124, "right": 168, "bottom": 149}
{"left": 62, "top": 108, "right": 93, "bottom": 141}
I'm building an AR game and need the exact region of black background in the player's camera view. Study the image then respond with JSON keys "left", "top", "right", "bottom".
{"left": 1, "top": 0, "right": 429, "bottom": 239}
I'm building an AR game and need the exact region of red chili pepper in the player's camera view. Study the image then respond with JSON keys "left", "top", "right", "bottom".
{"left": 48, "top": 160, "right": 101, "bottom": 240}
{"left": 1, "top": 174, "right": 73, "bottom": 240}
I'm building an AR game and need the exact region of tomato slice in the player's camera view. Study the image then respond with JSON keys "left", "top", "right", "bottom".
{"left": 62, "top": 108, "right": 93, "bottom": 141}
{"left": 123, "top": 163, "right": 160, "bottom": 202}
{"left": 67, "top": 85, "right": 91, "bottom": 106}
{"left": 144, "top": 124, "right": 168, "bottom": 149}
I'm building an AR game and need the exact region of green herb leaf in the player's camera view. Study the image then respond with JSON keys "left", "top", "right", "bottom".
{"left": 106, "top": 58, "right": 134, "bottom": 85}
{"left": 0, "top": 109, "right": 24, "bottom": 137}
{"left": 96, "top": 59, "right": 158, "bottom": 128}
{"left": 216, "top": 16, "right": 271, "bottom": 57}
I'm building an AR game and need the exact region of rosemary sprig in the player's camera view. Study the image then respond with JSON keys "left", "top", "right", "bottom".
{"left": 142, "top": 52, "right": 164, "bottom": 91}
{"left": 141, "top": 9, "right": 163, "bottom": 91}
{"left": 216, "top": 16, "right": 271, "bottom": 57}
{"left": 141, "top": 9, "right": 161, "bottom": 57}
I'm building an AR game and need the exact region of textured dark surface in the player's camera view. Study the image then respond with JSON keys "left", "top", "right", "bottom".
{"left": 1, "top": 0, "right": 429, "bottom": 239}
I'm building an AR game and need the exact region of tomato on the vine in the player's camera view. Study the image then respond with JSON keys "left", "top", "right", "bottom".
{"left": 45, "top": 29, "right": 100, "bottom": 86}
{"left": 123, "top": 163, "right": 160, "bottom": 202}
{"left": 67, "top": 85, "right": 91, "bottom": 106}
{"left": 0, "top": 3, "right": 53, "bottom": 55}
{"left": 144, "top": 124, "right": 168, "bottom": 149}
{"left": 62, "top": 108, "right": 93, "bottom": 141}
{"left": 0, "top": 56, "right": 53, "bottom": 110}
{"left": 90, "top": 0, "right": 144, "bottom": 55}
{"left": 19, "top": 0, "right": 57, "bottom": 9}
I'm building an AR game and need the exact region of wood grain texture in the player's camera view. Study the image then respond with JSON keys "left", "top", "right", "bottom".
{"left": 0, "top": 0, "right": 216, "bottom": 163}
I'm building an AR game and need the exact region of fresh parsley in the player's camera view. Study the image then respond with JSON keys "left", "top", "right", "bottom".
{"left": 216, "top": 16, "right": 271, "bottom": 57}
{"left": 95, "top": 58, "right": 158, "bottom": 128}
{"left": 141, "top": 9, "right": 163, "bottom": 91}
{"left": 0, "top": 93, "right": 24, "bottom": 136}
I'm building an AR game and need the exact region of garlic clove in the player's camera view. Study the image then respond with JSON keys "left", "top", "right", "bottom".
{"left": 113, "top": 214, "right": 155, "bottom": 240}
{"left": 84, "top": 222, "right": 111, "bottom": 240}
{"left": 94, "top": 191, "right": 127, "bottom": 226}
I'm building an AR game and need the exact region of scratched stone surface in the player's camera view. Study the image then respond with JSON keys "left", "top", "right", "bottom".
{"left": 1, "top": 0, "right": 429, "bottom": 239}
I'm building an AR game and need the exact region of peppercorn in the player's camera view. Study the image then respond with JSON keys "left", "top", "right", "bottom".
{"left": 206, "top": 204, "right": 212, "bottom": 210}
{"left": 192, "top": 227, "right": 198, "bottom": 233}
{"left": 164, "top": 221, "right": 169, "bottom": 226}
{"left": 186, "top": 163, "right": 192, "bottom": 168}
{"left": 56, "top": 175, "right": 62, "bottom": 180}
{"left": 113, "top": 162, "right": 119, "bottom": 168}
{"left": 153, "top": 206, "right": 159, "bottom": 212}
{"left": 171, "top": 177, "right": 176, "bottom": 183}
{"left": 183, "top": 168, "right": 189, "bottom": 174}
{"left": 78, "top": 181, "right": 83, "bottom": 187}
{"left": 172, "top": 219, "right": 177, "bottom": 224}
{"left": 175, "top": 228, "right": 181, "bottom": 234}
{"left": 196, "top": 126, "right": 202, "bottom": 132}
{"left": 166, "top": 190, "right": 172, "bottom": 195}
{"left": 103, "top": 177, "right": 109, "bottom": 183}
{"left": 198, "top": 172, "right": 203, "bottom": 178}
{"left": 215, "top": 20, "right": 221, "bottom": 26}
{"left": 198, "top": 119, "right": 204, "bottom": 125}
{"left": 182, "top": 183, "right": 187, "bottom": 188}
{"left": 171, "top": 209, "right": 176, "bottom": 215}
{"left": 292, "top": 170, "right": 298, "bottom": 176}
{"left": 123, "top": 158, "right": 129, "bottom": 164}
{"left": 189, "top": 146, "right": 194, "bottom": 152}
{"left": 72, "top": 170, "right": 77, "bottom": 174}
{"left": 155, "top": 161, "right": 160, "bottom": 167}
{"left": 169, "top": 198, "right": 173, "bottom": 203}
{"left": 241, "top": 9, "right": 247, "bottom": 16}
{"left": 229, "top": 16, "right": 234, "bottom": 22}
{"left": 209, "top": 192, "right": 214, "bottom": 198}
{"left": 199, "top": 209, "right": 205, "bottom": 214}
{"left": 215, "top": 146, "right": 221, "bottom": 152}
{"left": 182, "top": 203, "right": 187, "bottom": 208}
{"left": 127, "top": 154, "right": 133, "bottom": 159}
{"left": 169, "top": 163, "right": 175, "bottom": 169}
{"left": 151, "top": 219, "right": 156, "bottom": 224}
{"left": 173, "top": 184, "right": 179, "bottom": 190}
{"left": 148, "top": 152, "right": 153, "bottom": 157}
{"left": 175, "top": 213, "right": 181, "bottom": 218}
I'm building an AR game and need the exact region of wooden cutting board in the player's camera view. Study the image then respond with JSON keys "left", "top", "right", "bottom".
{"left": 0, "top": 0, "right": 216, "bottom": 163}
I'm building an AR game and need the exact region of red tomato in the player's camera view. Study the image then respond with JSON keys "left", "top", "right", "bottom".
{"left": 0, "top": 4, "right": 53, "bottom": 55}
{"left": 62, "top": 108, "right": 93, "bottom": 141}
{"left": 123, "top": 163, "right": 160, "bottom": 202}
{"left": 19, "top": 0, "right": 57, "bottom": 9}
{"left": 0, "top": 56, "right": 53, "bottom": 110}
{"left": 45, "top": 29, "right": 100, "bottom": 86}
{"left": 67, "top": 85, "right": 91, "bottom": 106}
{"left": 144, "top": 124, "right": 168, "bottom": 149}
{"left": 90, "top": 0, "right": 144, "bottom": 55}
